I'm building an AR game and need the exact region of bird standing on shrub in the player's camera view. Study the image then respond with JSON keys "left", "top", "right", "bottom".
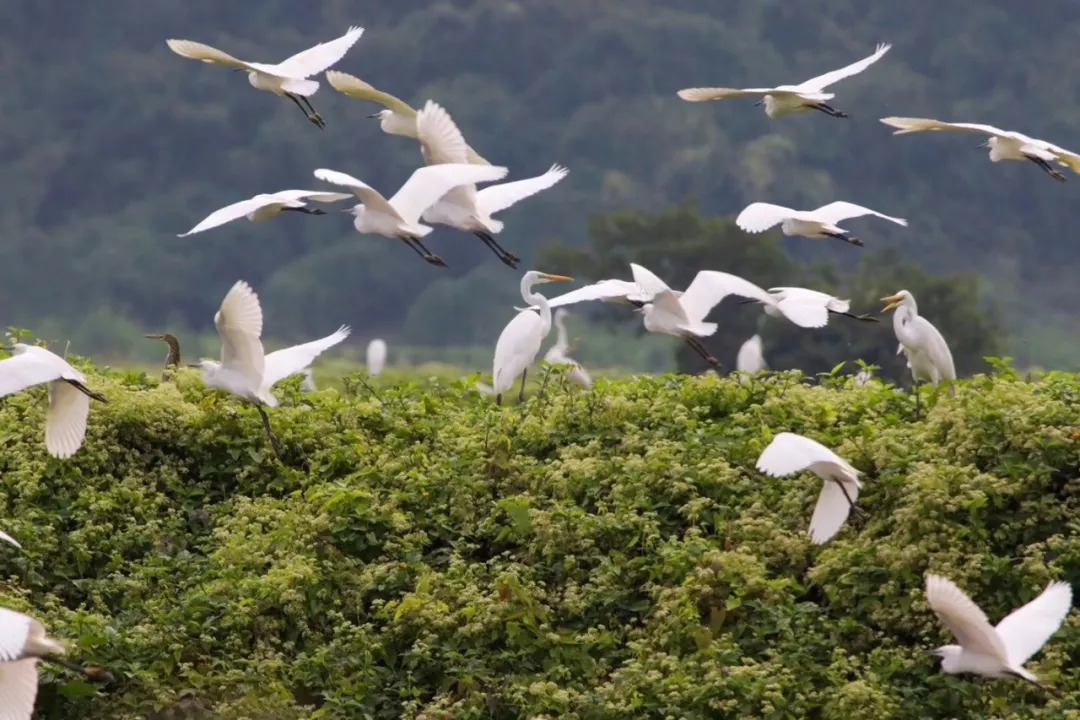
{"left": 755, "top": 432, "right": 861, "bottom": 544}
{"left": 0, "top": 344, "right": 107, "bottom": 459}
{"left": 366, "top": 338, "right": 388, "bottom": 377}
{"left": 543, "top": 310, "right": 592, "bottom": 388}
{"left": 0, "top": 606, "right": 114, "bottom": 720}
{"left": 736, "top": 334, "right": 767, "bottom": 375}
{"left": 493, "top": 271, "right": 574, "bottom": 404}
{"left": 144, "top": 332, "right": 182, "bottom": 381}
{"left": 924, "top": 574, "right": 1072, "bottom": 692}
{"left": 881, "top": 290, "right": 956, "bottom": 408}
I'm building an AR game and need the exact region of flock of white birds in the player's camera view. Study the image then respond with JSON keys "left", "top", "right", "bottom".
{"left": 0, "top": 26, "right": 1075, "bottom": 717}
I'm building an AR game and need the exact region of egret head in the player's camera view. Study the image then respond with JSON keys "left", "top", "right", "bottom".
{"left": 880, "top": 290, "right": 913, "bottom": 313}
{"left": 528, "top": 271, "right": 574, "bottom": 286}
{"left": 922, "top": 645, "right": 963, "bottom": 673}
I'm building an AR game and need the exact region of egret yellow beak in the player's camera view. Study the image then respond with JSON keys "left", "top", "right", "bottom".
{"left": 541, "top": 273, "right": 574, "bottom": 283}
{"left": 880, "top": 293, "right": 903, "bottom": 312}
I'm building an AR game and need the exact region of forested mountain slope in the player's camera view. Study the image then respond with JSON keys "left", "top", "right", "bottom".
{"left": 2, "top": 1, "right": 1078, "bottom": 365}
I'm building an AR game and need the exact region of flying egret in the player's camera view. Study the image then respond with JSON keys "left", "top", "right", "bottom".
{"left": 167, "top": 26, "right": 364, "bottom": 128}
{"left": 924, "top": 574, "right": 1072, "bottom": 692}
{"left": 144, "top": 332, "right": 182, "bottom": 381}
{"left": 881, "top": 291, "right": 956, "bottom": 408}
{"left": 737, "top": 287, "right": 878, "bottom": 328}
{"left": 0, "top": 344, "right": 107, "bottom": 459}
{"left": 755, "top": 432, "right": 862, "bottom": 544}
{"left": 0, "top": 606, "right": 113, "bottom": 720}
{"left": 325, "top": 71, "right": 491, "bottom": 164}
{"left": 880, "top": 117, "right": 1080, "bottom": 182}
{"left": 493, "top": 271, "right": 574, "bottom": 404}
{"left": 543, "top": 310, "right": 592, "bottom": 388}
{"left": 736, "top": 201, "right": 907, "bottom": 248}
{"left": 415, "top": 100, "right": 568, "bottom": 268}
{"left": 313, "top": 163, "right": 509, "bottom": 267}
{"left": 678, "top": 43, "right": 891, "bottom": 119}
{"left": 736, "top": 334, "right": 767, "bottom": 374}
{"left": 367, "top": 338, "right": 388, "bottom": 377}
{"left": 177, "top": 190, "right": 354, "bottom": 237}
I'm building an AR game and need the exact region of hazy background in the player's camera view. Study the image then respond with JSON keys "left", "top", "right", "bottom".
{"left": 2, "top": 0, "right": 1076, "bottom": 373}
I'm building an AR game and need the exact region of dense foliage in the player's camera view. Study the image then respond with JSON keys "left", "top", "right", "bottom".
{"left": 4, "top": 1, "right": 1080, "bottom": 366}
{"left": 3, "top": 357, "right": 1080, "bottom": 719}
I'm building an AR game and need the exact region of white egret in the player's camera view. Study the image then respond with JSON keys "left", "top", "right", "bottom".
{"left": 492, "top": 271, "right": 574, "bottom": 404}
{"left": 545, "top": 263, "right": 789, "bottom": 366}
{"left": 325, "top": 71, "right": 491, "bottom": 164}
{"left": 367, "top": 338, "right": 388, "bottom": 377}
{"left": 260, "top": 326, "right": 351, "bottom": 400}
{"left": 313, "top": 163, "right": 509, "bottom": 267}
{"left": 678, "top": 43, "right": 891, "bottom": 119}
{"left": 543, "top": 310, "right": 592, "bottom": 388}
{"left": 177, "top": 190, "right": 353, "bottom": 237}
{"left": 738, "top": 287, "right": 878, "bottom": 328}
{"left": 0, "top": 606, "right": 113, "bottom": 720}
{"left": 880, "top": 117, "right": 1080, "bottom": 182}
{"left": 413, "top": 100, "right": 569, "bottom": 268}
{"left": 167, "top": 26, "right": 364, "bottom": 128}
{"left": 924, "top": 574, "right": 1072, "bottom": 692}
{"left": 881, "top": 291, "right": 956, "bottom": 406}
{"left": 144, "top": 333, "right": 181, "bottom": 380}
{"left": 736, "top": 201, "right": 907, "bottom": 248}
{"left": 0, "top": 344, "right": 107, "bottom": 459}
{"left": 755, "top": 432, "right": 861, "bottom": 544}
{"left": 736, "top": 334, "right": 767, "bottom": 375}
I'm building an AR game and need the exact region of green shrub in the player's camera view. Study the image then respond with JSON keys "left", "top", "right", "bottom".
{"left": 2, "top": 361, "right": 1078, "bottom": 719}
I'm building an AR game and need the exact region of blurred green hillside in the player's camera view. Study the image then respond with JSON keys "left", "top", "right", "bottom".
{"left": 2, "top": 0, "right": 1077, "bottom": 368}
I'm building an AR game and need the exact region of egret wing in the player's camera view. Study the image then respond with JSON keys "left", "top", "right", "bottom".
{"left": 0, "top": 531, "right": 19, "bottom": 549}
{"left": 325, "top": 71, "right": 416, "bottom": 116}
{"left": 475, "top": 164, "right": 569, "bottom": 216}
{"left": 269, "top": 26, "right": 364, "bottom": 78}
{"left": 215, "top": 280, "right": 265, "bottom": 386}
{"left": 925, "top": 575, "right": 1009, "bottom": 661}
{"left": 166, "top": 39, "right": 262, "bottom": 72}
{"left": 313, "top": 168, "right": 401, "bottom": 220}
{"left": 912, "top": 317, "right": 956, "bottom": 382}
{"left": 756, "top": 432, "right": 857, "bottom": 480}
{"left": 995, "top": 581, "right": 1072, "bottom": 667}
{"left": 0, "top": 658, "right": 38, "bottom": 720}
{"left": 677, "top": 87, "right": 781, "bottom": 102}
{"left": 796, "top": 43, "right": 891, "bottom": 91}
{"left": 0, "top": 608, "right": 31, "bottom": 661}
{"left": 811, "top": 201, "right": 907, "bottom": 227}
{"left": 679, "top": 271, "right": 771, "bottom": 324}
{"left": 736, "top": 202, "right": 796, "bottom": 234}
{"left": 45, "top": 381, "right": 90, "bottom": 459}
{"left": 649, "top": 289, "right": 693, "bottom": 326}
{"left": 546, "top": 280, "right": 643, "bottom": 309}
{"left": 770, "top": 288, "right": 833, "bottom": 328}
{"left": 416, "top": 100, "right": 470, "bottom": 165}
{"left": 0, "top": 353, "right": 66, "bottom": 398}
{"left": 178, "top": 196, "right": 281, "bottom": 237}
{"left": 808, "top": 479, "right": 859, "bottom": 544}
{"left": 262, "top": 325, "right": 351, "bottom": 389}
{"left": 879, "top": 117, "right": 1011, "bottom": 138}
{"left": 629, "top": 263, "right": 673, "bottom": 298}
{"left": 388, "top": 163, "right": 508, "bottom": 224}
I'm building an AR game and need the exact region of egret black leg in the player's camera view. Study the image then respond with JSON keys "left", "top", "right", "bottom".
{"left": 823, "top": 231, "right": 863, "bottom": 247}
{"left": 282, "top": 206, "right": 326, "bottom": 216}
{"left": 408, "top": 236, "right": 448, "bottom": 267}
{"left": 1025, "top": 155, "right": 1067, "bottom": 182}
{"left": 255, "top": 404, "right": 282, "bottom": 459}
{"left": 474, "top": 231, "right": 520, "bottom": 268}
{"left": 811, "top": 103, "right": 849, "bottom": 118}
{"left": 285, "top": 93, "right": 325, "bottom": 129}
{"left": 684, "top": 337, "right": 722, "bottom": 369}
{"left": 518, "top": 368, "right": 528, "bottom": 403}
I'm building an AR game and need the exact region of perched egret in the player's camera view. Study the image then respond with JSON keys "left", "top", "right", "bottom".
{"left": 924, "top": 574, "right": 1072, "bottom": 692}
{"left": 880, "top": 117, "right": 1080, "bottom": 182}
{"left": 881, "top": 291, "right": 956, "bottom": 404}
{"left": 177, "top": 190, "right": 353, "bottom": 237}
{"left": 543, "top": 310, "right": 592, "bottom": 388}
{"left": 367, "top": 338, "right": 388, "bottom": 377}
{"left": 415, "top": 100, "right": 568, "bottom": 268}
{"left": 546, "top": 263, "right": 787, "bottom": 367}
{"left": 736, "top": 334, "right": 767, "bottom": 374}
{"left": 736, "top": 201, "right": 907, "bottom": 248}
{"left": 166, "top": 26, "right": 364, "bottom": 128}
{"left": 313, "top": 163, "right": 509, "bottom": 266}
{"left": 493, "top": 271, "right": 574, "bottom": 404}
{"left": 325, "top": 71, "right": 491, "bottom": 164}
{"left": 0, "top": 344, "right": 107, "bottom": 459}
{"left": 755, "top": 432, "right": 862, "bottom": 544}
{"left": 0, "top": 606, "right": 113, "bottom": 720}
{"left": 144, "top": 333, "right": 182, "bottom": 380}
{"left": 678, "top": 43, "right": 891, "bottom": 119}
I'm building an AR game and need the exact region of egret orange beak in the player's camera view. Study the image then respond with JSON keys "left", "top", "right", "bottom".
{"left": 541, "top": 273, "right": 574, "bottom": 283}
{"left": 880, "top": 293, "right": 903, "bottom": 312}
